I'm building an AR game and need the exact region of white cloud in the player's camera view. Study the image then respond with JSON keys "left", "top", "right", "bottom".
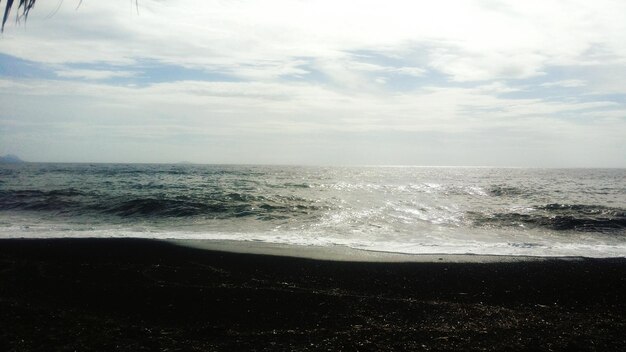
{"left": 1, "top": 0, "right": 626, "bottom": 82}
{"left": 541, "top": 79, "right": 587, "bottom": 88}
{"left": 1, "top": 1, "right": 625, "bottom": 165}
{"left": 55, "top": 69, "right": 138, "bottom": 80}
{"left": 348, "top": 61, "right": 426, "bottom": 77}
{"left": 1, "top": 77, "right": 622, "bottom": 136}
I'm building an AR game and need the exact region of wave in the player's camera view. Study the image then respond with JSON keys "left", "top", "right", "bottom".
{"left": 99, "top": 197, "right": 320, "bottom": 219}
{"left": 102, "top": 198, "right": 225, "bottom": 217}
{"left": 488, "top": 185, "right": 528, "bottom": 197}
{"left": 470, "top": 204, "right": 626, "bottom": 233}
{"left": 0, "top": 189, "right": 88, "bottom": 212}
{"left": 0, "top": 189, "right": 325, "bottom": 220}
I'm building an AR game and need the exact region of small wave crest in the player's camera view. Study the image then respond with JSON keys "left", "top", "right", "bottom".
{"left": 0, "top": 189, "right": 89, "bottom": 212}
{"left": 488, "top": 185, "right": 529, "bottom": 197}
{"left": 0, "top": 188, "right": 326, "bottom": 221}
{"left": 470, "top": 204, "right": 626, "bottom": 233}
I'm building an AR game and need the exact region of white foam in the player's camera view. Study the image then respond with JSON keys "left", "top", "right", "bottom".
{"left": 2, "top": 222, "right": 625, "bottom": 259}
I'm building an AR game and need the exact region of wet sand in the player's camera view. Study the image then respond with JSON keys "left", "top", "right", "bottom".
{"left": 1, "top": 238, "right": 625, "bottom": 351}
{"left": 170, "top": 239, "right": 550, "bottom": 262}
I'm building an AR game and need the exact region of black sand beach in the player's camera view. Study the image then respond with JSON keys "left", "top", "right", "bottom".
{"left": 1, "top": 239, "right": 625, "bottom": 351}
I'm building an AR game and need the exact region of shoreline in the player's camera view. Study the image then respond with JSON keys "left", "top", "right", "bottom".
{"left": 169, "top": 238, "right": 576, "bottom": 262}
{"left": 1, "top": 238, "right": 625, "bottom": 351}
{"left": 3, "top": 236, "right": 619, "bottom": 262}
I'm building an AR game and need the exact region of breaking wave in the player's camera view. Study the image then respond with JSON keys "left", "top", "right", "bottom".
{"left": 470, "top": 204, "right": 626, "bottom": 233}
{"left": 0, "top": 189, "right": 326, "bottom": 220}
{"left": 1, "top": 164, "right": 625, "bottom": 257}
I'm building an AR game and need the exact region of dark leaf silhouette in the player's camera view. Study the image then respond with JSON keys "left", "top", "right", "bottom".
{"left": 2, "top": 0, "right": 36, "bottom": 32}
{"left": 1, "top": 1, "right": 138, "bottom": 32}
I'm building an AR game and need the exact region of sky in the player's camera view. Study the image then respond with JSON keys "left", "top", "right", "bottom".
{"left": 0, "top": 0, "right": 625, "bottom": 167}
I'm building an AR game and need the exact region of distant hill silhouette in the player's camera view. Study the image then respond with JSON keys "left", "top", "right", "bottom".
{"left": 0, "top": 154, "right": 24, "bottom": 163}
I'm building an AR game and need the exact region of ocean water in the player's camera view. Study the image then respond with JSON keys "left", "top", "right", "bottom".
{"left": 1, "top": 163, "right": 625, "bottom": 257}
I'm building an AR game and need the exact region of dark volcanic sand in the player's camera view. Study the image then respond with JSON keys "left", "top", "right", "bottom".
{"left": 1, "top": 239, "right": 625, "bottom": 351}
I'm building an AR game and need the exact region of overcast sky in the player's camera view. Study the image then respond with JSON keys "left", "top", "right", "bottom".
{"left": 1, "top": 0, "right": 625, "bottom": 166}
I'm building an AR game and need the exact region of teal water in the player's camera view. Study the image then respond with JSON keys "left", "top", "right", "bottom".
{"left": 1, "top": 163, "right": 625, "bottom": 257}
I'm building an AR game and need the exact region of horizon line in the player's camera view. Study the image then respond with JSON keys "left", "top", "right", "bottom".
{"left": 2, "top": 159, "right": 625, "bottom": 169}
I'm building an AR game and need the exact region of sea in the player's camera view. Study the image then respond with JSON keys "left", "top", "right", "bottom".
{"left": 1, "top": 163, "right": 625, "bottom": 258}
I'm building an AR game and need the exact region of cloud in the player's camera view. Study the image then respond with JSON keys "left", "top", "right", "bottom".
{"left": 1, "top": 1, "right": 626, "bottom": 82}
{"left": 55, "top": 68, "right": 138, "bottom": 80}
{"left": 540, "top": 79, "right": 586, "bottom": 88}
{"left": 1, "top": 77, "right": 622, "bottom": 135}
{"left": 0, "top": 1, "right": 625, "bottom": 166}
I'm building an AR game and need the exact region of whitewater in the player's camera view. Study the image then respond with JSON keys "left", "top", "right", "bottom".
{"left": 1, "top": 163, "right": 625, "bottom": 257}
